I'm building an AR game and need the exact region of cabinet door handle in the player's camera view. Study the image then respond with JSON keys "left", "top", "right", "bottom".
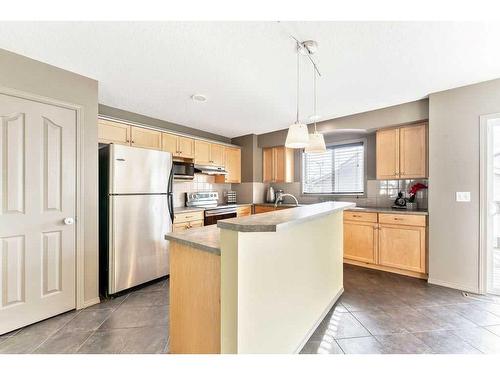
{"left": 131, "top": 140, "right": 135, "bottom": 144}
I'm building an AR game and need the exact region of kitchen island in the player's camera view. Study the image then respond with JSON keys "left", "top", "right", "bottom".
{"left": 165, "top": 201, "right": 355, "bottom": 354}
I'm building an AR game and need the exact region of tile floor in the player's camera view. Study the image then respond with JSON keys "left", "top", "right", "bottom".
{"left": 0, "top": 278, "right": 169, "bottom": 354}
{"left": 2, "top": 265, "right": 500, "bottom": 354}
{"left": 301, "top": 265, "right": 500, "bottom": 354}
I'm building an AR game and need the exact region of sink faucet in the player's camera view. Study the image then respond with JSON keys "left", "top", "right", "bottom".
{"left": 275, "top": 193, "right": 299, "bottom": 208}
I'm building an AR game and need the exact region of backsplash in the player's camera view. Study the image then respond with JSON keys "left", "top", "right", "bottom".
{"left": 264, "top": 179, "right": 429, "bottom": 209}
{"left": 172, "top": 174, "right": 231, "bottom": 207}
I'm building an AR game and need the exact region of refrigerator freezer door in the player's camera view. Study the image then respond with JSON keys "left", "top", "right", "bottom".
{"left": 109, "top": 194, "right": 171, "bottom": 294}
{"left": 110, "top": 144, "right": 172, "bottom": 194}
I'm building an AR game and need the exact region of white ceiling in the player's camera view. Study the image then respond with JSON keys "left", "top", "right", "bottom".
{"left": 1, "top": 21, "right": 500, "bottom": 138}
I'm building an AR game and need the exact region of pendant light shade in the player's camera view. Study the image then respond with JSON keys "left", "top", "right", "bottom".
{"left": 305, "top": 60, "right": 326, "bottom": 153}
{"left": 285, "top": 42, "right": 310, "bottom": 149}
{"left": 305, "top": 132, "right": 326, "bottom": 153}
{"left": 285, "top": 122, "right": 309, "bottom": 148}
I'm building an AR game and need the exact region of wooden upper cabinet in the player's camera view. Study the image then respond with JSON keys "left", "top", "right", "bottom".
{"left": 399, "top": 123, "right": 427, "bottom": 178}
{"left": 98, "top": 119, "right": 130, "bottom": 145}
{"left": 130, "top": 127, "right": 162, "bottom": 150}
{"left": 210, "top": 144, "right": 224, "bottom": 166}
{"left": 344, "top": 221, "right": 378, "bottom": 264}
{"left": 224, "top": 147, "right": 241, "bottom": 183}
{"left": 194, "top": 140, "right": 211, "bottom": 165}
{"left": 177, "top": 136, "right": 195, "bottom": 159}
{"left": 376, "top": 128, "right": 399, "bottom": 179}
{"left": 262, "top": 148, "right": 274, "bottom": 183}
{"left": 378, "top": 224, "right": 426, "bottom": 273}
{"left": 262, "top": 146, "right": 294, "bottom": 183}
{"left": 195, "top": 140, "right": 225, "bottom": 166}
{"left": 162, "top": 132, "right": 178, "bottom": 154}
{"left": 376, "top": 123, "right": 427, "bottom": 180}
{"left": 163, "top": 133, "right": 195, "bottom": 158}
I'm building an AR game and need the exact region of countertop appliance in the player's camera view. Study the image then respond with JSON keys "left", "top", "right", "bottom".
{"left": 173, "top": 160, "right": 195, "bottom": 180}
{"left": 99, "top": 144, "right": 173, "bottom": 296}
{"left": 266, "top": 186, "right": 276, "bottom": 203}
{"left": 185, "top": 191, "right": 237, "bottom": 226}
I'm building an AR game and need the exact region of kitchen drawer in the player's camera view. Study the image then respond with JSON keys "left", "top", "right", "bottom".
{"left": 174, "top": 210, "right": 204, "bottom": 223}
{"left": 378, "top": 213, "right": 426, "bottom": 227}
{"left": 344, "top": 211, "right": 378, "bottom": 223}
{"left": 237, "top": 205, "right": 252, "bottom": 217}
{"left": 172, "top": 219, "right": 204, "bottom": 232}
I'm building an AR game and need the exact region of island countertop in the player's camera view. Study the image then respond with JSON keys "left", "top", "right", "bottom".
{"left": 218, "top": 201, "right": 355, "bottom": 232}
{"left": 165, "top": 225, "right": 221, "bottom": 255}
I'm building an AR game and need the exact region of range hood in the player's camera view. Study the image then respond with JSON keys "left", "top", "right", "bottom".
{"left": 194, "top": 164, "right": 228, "bottom": 175}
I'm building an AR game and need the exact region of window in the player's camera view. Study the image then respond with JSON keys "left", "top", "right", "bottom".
{"left": 302, "top": 141, "right": 365, "bottom": 195}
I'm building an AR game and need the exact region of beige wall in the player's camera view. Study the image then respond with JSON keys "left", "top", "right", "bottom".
{"left": 0, "top": 48, "right": 99, "bottom": 305}
{"left": 428, "top": 78, "right": 500, "bottom": 293}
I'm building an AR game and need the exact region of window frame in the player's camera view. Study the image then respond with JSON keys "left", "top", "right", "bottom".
{"left": 300, "top": 138, "right": 368, "bottom": 197}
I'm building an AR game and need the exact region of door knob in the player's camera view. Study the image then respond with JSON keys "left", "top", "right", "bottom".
{"left": 64, "top": 217, "right": 75, "bottom": 225}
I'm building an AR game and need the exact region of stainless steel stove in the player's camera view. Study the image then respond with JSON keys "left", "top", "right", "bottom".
{"left": 185, "top": 191, "right": 237, "bottom": 225}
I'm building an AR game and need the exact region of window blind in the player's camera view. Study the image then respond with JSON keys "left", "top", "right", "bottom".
{"left": 302, "top": 142, "right": 365, "bottom": 194}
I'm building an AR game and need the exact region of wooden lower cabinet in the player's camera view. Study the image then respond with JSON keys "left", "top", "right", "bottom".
{"left": 253, "top": 204, "right": 291, "bottom": 214}
{"left": 343, "top": 211, "right": 427, "bottom": 278}
{"left": 236, "top": 205, "right": 252, "bottom": 217}
{"left": 344, "top": 221, "right": 378, "bottom": 264}
{"left": 173, "top": 219, "right": 204, "bottom": 232}
{"left": 378, "top": 224, "right": 426, "bottom": 273}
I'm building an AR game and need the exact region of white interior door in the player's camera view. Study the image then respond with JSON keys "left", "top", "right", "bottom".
{"left": 0, "top": 92, "right": 77, "bottom": 335}
{"left": 486, "top": 117, "right": 500, "bottom": 295}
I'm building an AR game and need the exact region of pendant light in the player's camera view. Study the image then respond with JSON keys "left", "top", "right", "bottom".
{"left": 305, "top": 64, "right": 326, "bottom": 153}
{"left": 285, "top": 43, "right": 309, "bottom": 149}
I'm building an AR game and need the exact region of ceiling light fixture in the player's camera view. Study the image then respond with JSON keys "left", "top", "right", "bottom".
{"left": 305, "top": 63, "right": 326, "bottom": 153}
{"left": 191, "top": 94, "right": 207, "bottom": 102}
{"left": 285, "top": 42, "right": 309, "bottom": 149}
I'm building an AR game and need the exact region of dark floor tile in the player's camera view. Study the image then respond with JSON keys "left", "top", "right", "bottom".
{"left": 133, "top": 279, "right": 168, "bottom": 294}
{"left": 300, "top": 339, "right": 344, "bottom": 354}
{"left": 312, "top": 312, "right": 370, "bottom": 340}
{"left": 413, "top": 330, "right": 481, "bottom": 354}
{"left": 416, "top": 305, "right": 477, "bottom": 330}
{"left": 452, "top": 327, "right": 500, "bottom": 354}
{"left": 58, "top": 309, "right": 113, "bottom": 333}
{"left": 16, "top": 310, "right": 80, "bottom": 336}
{"left": 374, "top": 333, "right": 432, "bottom": 354}
{"left": 351, "top": 309, "right": 407, "bottom": 335}
{"left": 99, "top": 305, "right": 168, "bottom": 330}
{"left": 0, "top": 332, "right": 50, "bottom": 354}
{"left": 447, "top": 303, "right": 500, "bottom": 326}
{"left": 382, "top": 306, "right": 444, "bottom": 332}
{"left": 122, "top": 291, "right": 169, "bottom": 307}
{"left": 0, "top": 329, "right": 21, "bottom": 338}
{"left": 78, "top": 326, "right": 168, "bottom": 354}
{"left": 33, "top": 331, "right": 93, "bottom": 354}
{"left": 337, "top": 336, "right": 385, "bottom": 354}
{"left": 86, "top": 295, "right": 128, "bottom": 311}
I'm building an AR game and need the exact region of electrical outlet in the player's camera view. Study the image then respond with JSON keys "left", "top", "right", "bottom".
{"left": 456, "top": 192, "right": 471, "bottom": 202}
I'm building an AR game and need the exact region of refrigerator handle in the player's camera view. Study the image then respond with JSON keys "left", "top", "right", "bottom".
{"left": 167, "top": 162, "right": 175, "bottom": 223}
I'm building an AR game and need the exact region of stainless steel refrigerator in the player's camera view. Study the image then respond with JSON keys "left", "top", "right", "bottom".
{"left": 99, "top": 144, "right": 174, "bottom": 296}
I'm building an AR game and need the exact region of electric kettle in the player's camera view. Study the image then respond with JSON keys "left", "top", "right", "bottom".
{"left": 266, "top": 186, "right": 276, "bottom": 203}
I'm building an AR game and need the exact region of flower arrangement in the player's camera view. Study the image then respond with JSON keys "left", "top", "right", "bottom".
{"left": 408, "top": 182, "right": 428, "bottom": 203}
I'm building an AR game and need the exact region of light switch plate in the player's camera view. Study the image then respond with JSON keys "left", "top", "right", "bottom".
{"left": 456, "top": 192, "right": 471, "bottom": 202}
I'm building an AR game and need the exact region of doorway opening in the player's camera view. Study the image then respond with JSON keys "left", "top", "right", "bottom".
{"left": 481, "top": 114, "right": 500, "bottom": 295}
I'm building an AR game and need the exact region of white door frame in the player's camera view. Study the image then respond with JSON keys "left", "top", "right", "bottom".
{"left": 479, "top": 113, "right": 500, "bottom": 295}
{"left": 0, "top": 85, "right": 86, "bottom": 309}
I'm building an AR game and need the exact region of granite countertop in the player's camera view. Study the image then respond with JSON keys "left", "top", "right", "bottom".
{"left": 165, "top": 225, "right": 221, "bottom": 255}
{"left": 346, "top": 206, "right": 428, "bottom": 216}
{"left": 218, "top": 201, "right": 355, "bottom": 233}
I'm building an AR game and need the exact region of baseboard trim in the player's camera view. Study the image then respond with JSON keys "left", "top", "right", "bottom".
{"left": 81, "top": 297, "right": 101, "bottom": 309}
{"left": 427, "top": 278, "right": 479, "bottom": 294}
{"left": 293, "top": 287, "right": 344, "bottom": 354}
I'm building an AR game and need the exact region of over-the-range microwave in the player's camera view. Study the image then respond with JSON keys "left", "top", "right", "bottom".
{"left": 173, "top": 161, "right": 195, "bottom": 180}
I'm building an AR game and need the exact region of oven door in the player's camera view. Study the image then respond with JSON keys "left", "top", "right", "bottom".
{"left": 204, "top": 211, "right": 237, "bottom": 226}
{"left": 173, "top": 161, "right": 194, "bottom": 180}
